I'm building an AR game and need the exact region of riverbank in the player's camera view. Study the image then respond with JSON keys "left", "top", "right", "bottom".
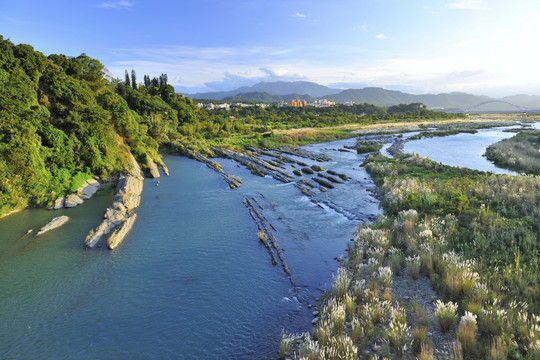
{"left": 281, "top": 152, "right": 540, "bottom": 359}
{"left": 486, "top": 129, "right": 540, "bottom": 175}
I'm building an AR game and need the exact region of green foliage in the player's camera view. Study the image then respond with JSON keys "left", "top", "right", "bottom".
{"left": 354, "top": 140, "right": 383, "bottom": 154}
{"left": 486, "top": 130, "right": 540, "bottom": 175}
{"left": 0, "top": 37, "right": 180, "bottom": 215}
{"left": 364, "top": 153, "right": 540, "bottom": 312}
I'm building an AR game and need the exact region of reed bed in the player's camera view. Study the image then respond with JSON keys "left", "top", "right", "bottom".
{"left": 280, "top": 152, "right": 540, "bottom": 359}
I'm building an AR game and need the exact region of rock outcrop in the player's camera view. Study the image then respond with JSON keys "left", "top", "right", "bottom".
{"left": 107, "top": 213, "right": 138, "bottom": 250}
{"left": 277, "top": 147, "right": 331, "bottom": 162}
{"left": 146, "top": 157, "right": 161, "bottom": 178}
{"left": 78, "top": 179, "right": 100, "bottom": 200}
{"left": 244, "top": 196, "right": 295, "bottom": 287}
{"left": 301, "top": 167, "right": 315, "bottom": 175}
{"left": 85, "top": 153, "right": 143, "bottom": 249}
{"left": 212, "top": 147, "right": 294, "bottom": 184}
{"left": 51, "top": 178, "right": 100, "bottom": 209}
{"left": 387, "top": 139, "right": 405, "bottom": 156}
{"left": 327, "top": 170, "right": 349, "bottom": 181}
{"left": 158, "top": 159, "right": 170, "bottom": 176}
{"left": 183, "top": 148, "right": 242, "bottom": 189}
{"left": 49, "top": 196, "right": 65, "bottom": 210}
{"left": 64, "top": 194, "right": 84, "bottom": 208}
{"left": 318, "top": 172, "right": 343, "bottom": 184}
{"left": 37, "top": 216, "right": 70, "bottom": 236}
{"left": 312, "top": 177, "right": 335, "bottom": 189}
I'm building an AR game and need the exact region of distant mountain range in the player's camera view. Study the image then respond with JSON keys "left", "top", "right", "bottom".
{"left": 185, "top": 81, "right": 540, "bottom": 111}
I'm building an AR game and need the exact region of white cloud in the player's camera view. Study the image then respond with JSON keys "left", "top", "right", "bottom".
{"left": 376, "top": 34, "right": 386, "bottom": 39}
{"left": 260, "top": 67, "right": 305, "bottom": 79}
{"left": 98, "top": 1, "right": 134, "bottom": 9}
{"left": 294, "top": 12, "right": 306, "bottom": 18}
{"left": 106, "top": 42, "right": 540, "bottom": 97}
{"left": 445, "top": 0, "right": 487, "bottom": 10}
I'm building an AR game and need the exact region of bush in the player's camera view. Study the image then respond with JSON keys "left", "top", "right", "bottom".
{"left": 435, "top": 299, "right": 458, "bottom": 332}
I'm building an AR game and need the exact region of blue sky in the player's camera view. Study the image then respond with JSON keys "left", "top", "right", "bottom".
{"left": 1, "top": 0, "right": 539, "bottom": 96}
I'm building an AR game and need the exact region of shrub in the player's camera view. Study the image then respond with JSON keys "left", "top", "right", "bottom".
{"left": 333, "top": 267, "right": 352, "bottom": 299}
{"left": 478, "top": 304, "right": 506, "bottom": 338}
{"left": 323, "top": 335, "right": 358, "bottom": 360}
{"left": 389, "top": 249, "right": 405, "bottom": 276}
{"left": 350, "top": 317, "right": 364, "bottom": 344}
{"left": 343, "top": 293, "right": 355, "bottom": 318}
{"left": 406, "top": 255, "right": 420, "bottom": 279}
{"left": 457, "top": 311, "right": 477, "bottom": 358}
{"left": 412, "top": 326, "right": 428, "bottom": 355}
{"left": 417, "top": 343, "right": 435, "bottom": 360}
{"left": 435, "top": 299, "right": 458, "bottom": 332}
{"left": 385, "top": 305, "right": 409, "bottom": 358}
{"left": 488, "top": 337, "right": 508, "bottom": 360}
{"left": 278, "top": 332, "right": 295, "bottom": 359}
{"left": 378, "top": 266, "right": 393, "bottom": 289}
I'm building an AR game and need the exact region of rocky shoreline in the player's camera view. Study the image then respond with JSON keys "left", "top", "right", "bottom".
{"left": 182, "top": 148, "right": 242, "bottom": 188}
{"left": 85, "top": 153, "right": 146, "bottom": 249}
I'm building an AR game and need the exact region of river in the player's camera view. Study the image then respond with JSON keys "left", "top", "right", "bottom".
{"left": 0, "top": 124, "right": 527, "bottom": 359}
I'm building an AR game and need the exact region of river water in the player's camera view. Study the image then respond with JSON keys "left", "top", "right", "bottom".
{"left": 0, "top": 138, "right": 380, "bottom": 359}
{"left": 0, "top": 124, "right": 527, "bottom": 359}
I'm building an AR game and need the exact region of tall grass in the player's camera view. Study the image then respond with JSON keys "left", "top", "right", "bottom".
{"left": 281, "top": 151, "right": 540, "bottom": 358}
{"left": 486, "top": 130, "right": 540, "bottom": 175}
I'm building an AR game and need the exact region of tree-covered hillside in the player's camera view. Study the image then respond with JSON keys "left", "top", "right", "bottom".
{"left": 0, "top": 36, "right": 202, "bottom": 215}
{"left": 0, "top": 37, "right": 464, "bottom": 216}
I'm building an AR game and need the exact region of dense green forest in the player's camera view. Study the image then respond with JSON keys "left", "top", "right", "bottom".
{"left": 0, "top": 36, "right": 462, "bottom": 216}
{"left": 0, "top": 36, "right": 202, "bottom": 215}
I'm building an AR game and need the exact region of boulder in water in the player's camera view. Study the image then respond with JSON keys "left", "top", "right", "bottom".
{"left": 79, "top": 179, "right": 100, "bottom": 200}
{"left": 65, "top": 194, "right": 84, "bottom": 208}
{"left": 49, "top": 196, "right": 65, "bottom": 210}
{"left": 37, "top": 216, "right": 70, "bottom": 236}
{"left": 146, "top": 157, "right": 161, "bottom": 178}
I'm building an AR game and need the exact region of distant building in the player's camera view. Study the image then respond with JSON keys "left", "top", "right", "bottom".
{"left": 290, "top": 99, "right": 307, "bottom": 107}
{"left": 310, "top": 99, "right": 335, "bottom": 107}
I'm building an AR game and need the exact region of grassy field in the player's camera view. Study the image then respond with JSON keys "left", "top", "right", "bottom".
{"left": 486, "top": 130, "right": 540, "bottom": 175}
{"left": 280, "top": 151, "right": 540, "bottom": 360}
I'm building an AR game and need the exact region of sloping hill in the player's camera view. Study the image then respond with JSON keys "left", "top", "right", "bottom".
{"left": 187, "top": 81, "right": 340, "bottom": 100}
{"left": 222, "top": 91, "right": 314, "bottom": 103}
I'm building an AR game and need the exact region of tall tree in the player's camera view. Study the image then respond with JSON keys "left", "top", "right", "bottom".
{"left": 159, "top": 73, "right": 168, "bottom": 86}
{"left": 124, "top": 70, "right": 130, "bottom": 86}
{"left": 131, "top": 69, "right": 137, "bottom": 90}
{"left": 144, "top": 75, "right": 150, "bottom": 87}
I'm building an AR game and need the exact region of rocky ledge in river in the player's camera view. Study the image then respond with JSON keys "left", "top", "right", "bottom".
{"left": 277, "top": 147, "right": 331, "bottom": 162}
{"left": 212, "top": 147, "right": 295, "bottom": 184}
{"left": 182, "top": 148, "right": 242, "bottom": 189}
{"left": 36, "top": 215, "right": 70, "bottom": 236}
{"left": 145, "top": 157, "right": 170, "bottom": 178}
{"left": 85, "top": 153, "right": 144, "bottom": 249}
{"left": 244, "top": 196, "right": 295, "bottom": 287}
{"left": 50, "top": 178, "right": 101, "bottom": 210}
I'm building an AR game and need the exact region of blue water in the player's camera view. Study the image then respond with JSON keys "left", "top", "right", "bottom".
{"left": 0, "top": 139, "right": 380, "bottom": 359}
{"left": 403, "top": 126, "right": 519, "bottom": 174}
{"left": 2, "top": 122, "right": 529, "bottom": 358}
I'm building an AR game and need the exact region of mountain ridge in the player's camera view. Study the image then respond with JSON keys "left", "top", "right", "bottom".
{"left": 184, "top": 81, "right": 540, "bottom": 110}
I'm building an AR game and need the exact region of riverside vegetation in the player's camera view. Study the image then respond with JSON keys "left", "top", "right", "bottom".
{"left": 486, "top": 130, "right": 540, "bottom": 175}
{"left": 0, "top": 36, "right": 465, "bottom": 217}
{"left": 280, "top": 153, "right": 540, "bottom": 359}
{"left": 3, "top": 37, "right": 540, "bottom": 358}
{"left": 0, "top": 36, "right": 202, "bottom": 215}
